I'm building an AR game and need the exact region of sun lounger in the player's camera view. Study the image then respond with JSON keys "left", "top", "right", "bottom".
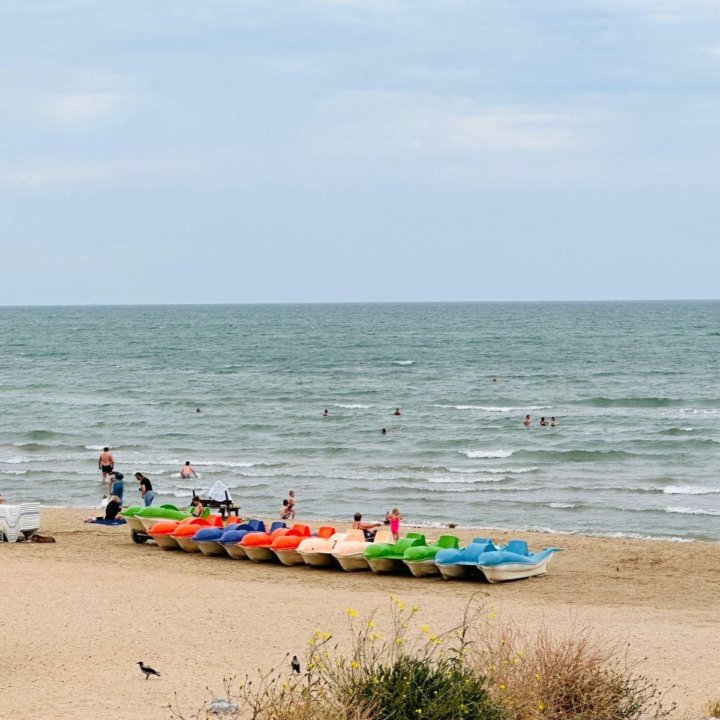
{"left": 0, "top": 503, "right": 40, "bottom": 543}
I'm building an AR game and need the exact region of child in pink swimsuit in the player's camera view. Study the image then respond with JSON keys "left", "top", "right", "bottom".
{"left": 389, "top": 507, "right": 402, "bottom": 541}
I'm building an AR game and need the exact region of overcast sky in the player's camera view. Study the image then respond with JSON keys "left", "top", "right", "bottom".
{"left": 2, "top": 0, "right": 719, "bottom": 305}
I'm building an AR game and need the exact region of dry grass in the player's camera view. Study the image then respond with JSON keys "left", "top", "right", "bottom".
{"left": 172, "top": 597, "right": 678, "bottom": 720}
{"left": 474, "top": 615, "right": 675, "bottom": 720}
{"left": 704, "top": 698, "right": 720, "bottom": 718}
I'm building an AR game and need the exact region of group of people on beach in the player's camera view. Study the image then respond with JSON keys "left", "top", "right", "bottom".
{"left": 97, "top": 448, "right": 199, "bottom": 513}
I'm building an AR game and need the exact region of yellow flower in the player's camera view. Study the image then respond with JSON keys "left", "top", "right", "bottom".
{"left": 351, "top": 660, "right": 359, "bottom": 669}
{"left": 537, "top": 700, "right": 545, "bottom": 711}
{"left": 314, "top": 629, "right": 322, "bottom": 638}
{"left": 411, "top": 604, "right": 419, "bottom": 612}
{"left": 534, "top": 672, "right": 541, "bottom": 681}
{"left": 395, "top": 636, "right": 403, "bottom": 645}
{"left": 498, "top": 683, "right": 506, "bottom": 691}
{"left": 347, "top": 608, "right": 358, "bottom": 618}
{"left": 368, "top": 620, "right": 375, "bottom": 629}
{"left": 421, "top": 624, "right": 430, "bottom": 634}
{"left": 488, "top": 612, "right": 496, "bottom": 620}
{"left": 322, "top": 632, "right": 331, "bottom": 640}
{"left": 372, "top": 633, "right": 382, "bottom": 641}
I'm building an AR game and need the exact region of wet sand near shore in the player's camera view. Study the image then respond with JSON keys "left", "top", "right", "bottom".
{"left": 1, "top": 508, "right": 718, "bottom": 720}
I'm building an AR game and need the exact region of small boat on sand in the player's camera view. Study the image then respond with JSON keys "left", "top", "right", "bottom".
{"left": 365, "top": 533, "right": 427, "bottom": 575}
{"left": 475, "top": 540, "right": 563, "bottom": 583}
{"left": 297, "top": 531, "right": 346, "bottom": 568}
{"left": 403, "top": 535, "right": 460, "bottom": 577}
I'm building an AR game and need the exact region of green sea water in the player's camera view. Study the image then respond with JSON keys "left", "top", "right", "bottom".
{"left": 0, "top": 301, "right": 719, "bottom": 540}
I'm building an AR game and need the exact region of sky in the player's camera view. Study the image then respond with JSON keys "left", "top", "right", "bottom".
{"left": 1, "top": 0, "right": 719, "bottom": 305}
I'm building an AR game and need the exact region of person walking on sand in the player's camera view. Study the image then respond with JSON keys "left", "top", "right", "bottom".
{"left": 98, "top": 447, "right": 114, "bottom": 492}
{"left": 388, "top": 507, "right": 402, "bottom": 541}
{"left": 180, "top": 461, "right": 198, "bottom": 479}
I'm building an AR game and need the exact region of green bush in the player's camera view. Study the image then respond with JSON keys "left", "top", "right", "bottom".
{"left": 346, "top": 653, "right": 504, "bottom": 720}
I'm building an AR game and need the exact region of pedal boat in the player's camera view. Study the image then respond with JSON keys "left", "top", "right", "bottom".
{"left": 403, "top": 535, "right": 460, "bottom": 577}
{"left": 365, "top": 534, "right": 427, "bottom": 575}
{"left": 332, "top": 529, "right": 393, "bottom": 572}
{"left": 270, "top": 525, "right": 314, "bottom": 565}
{"left": 435, "top": 539, "right": 497, "bottom": 580}
{"left": 475, "top": 540, "right": 563, "bottom": 583}
{"left": 297, "top": 531, "right": 346, "bottom": 568}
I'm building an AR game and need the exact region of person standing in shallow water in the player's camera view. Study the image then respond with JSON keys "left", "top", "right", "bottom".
{"left": 98, "top": 447, "right": 114, "bottom": 493}
{"left": 180, "top": 461, "right": 198, "bottom": 479}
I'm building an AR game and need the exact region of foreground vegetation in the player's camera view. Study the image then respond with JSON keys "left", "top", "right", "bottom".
{"left": 173, "top": 596, "right": 676, "bottom": 720}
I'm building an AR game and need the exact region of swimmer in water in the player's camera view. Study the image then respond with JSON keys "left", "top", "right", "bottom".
{"left": 394, "top": 408, "right": 401, "bottom": 416}
{"left": 523, "top": 415, "right": 531, "bottom": 427}
{"left": 550, "top": 416, "right": 557, "bottom": 427}
{"left": 540, "top": 417, "right": 548, "bottom": 427}
{"left": 180, "top": 461, "right": 198, "bottom": 479}
{"left": 323, "top": 409, "right": 329, "bottom": 416}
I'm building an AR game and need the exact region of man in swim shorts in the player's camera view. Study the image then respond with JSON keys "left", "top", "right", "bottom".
{"left": 98, "top": 447, "right": 114, "bottom": 493}
{"left": 180, "top": 461, "right": 198, "bottom": 479}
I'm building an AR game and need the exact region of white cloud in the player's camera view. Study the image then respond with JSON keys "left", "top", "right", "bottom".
{"left": 39, "top": 92, "right": 136, "bottom": 128}
{"left": 304, "top": 91, "right": 588, "bottom": 158}
{"left": 0, "top": 163, "right": 112, "bottom": 187}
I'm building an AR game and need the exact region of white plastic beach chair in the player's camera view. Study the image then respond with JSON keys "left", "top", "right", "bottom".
{"left": 0, "top": 503, "right": 40, "bottom": 543}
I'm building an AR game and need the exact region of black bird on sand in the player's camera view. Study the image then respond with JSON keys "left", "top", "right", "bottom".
{"left": 290, "top": 655, "right": 301, "bottom": 674}
{"left": 137, "top": 661, "right": 161, "bottom": 679}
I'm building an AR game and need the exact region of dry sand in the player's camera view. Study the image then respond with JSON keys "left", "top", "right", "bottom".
{"left": 1, "top": 508, "right": 718, "bottom": 719}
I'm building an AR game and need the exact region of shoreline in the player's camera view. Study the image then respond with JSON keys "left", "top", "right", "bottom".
{"left": 35, "top": 503, "right": 720, "bottom": 544}
{"left": 2, "top": 507, "right": 719, "bottom": 719}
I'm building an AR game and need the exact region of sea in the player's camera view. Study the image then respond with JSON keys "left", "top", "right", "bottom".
{"left": 1, "top": 301, "right": 719, "bottom": 542}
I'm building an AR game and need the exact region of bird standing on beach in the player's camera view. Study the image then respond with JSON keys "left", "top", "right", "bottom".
{"left": 290, "top": 655, "right": 301, "bottom": 674}
{"left": 137, "top": 661, "right": 161, "bottom": 680}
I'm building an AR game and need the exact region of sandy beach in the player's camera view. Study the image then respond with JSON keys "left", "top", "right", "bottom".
{"left": 1, "top": 508, "right": 718, "bottom": 719}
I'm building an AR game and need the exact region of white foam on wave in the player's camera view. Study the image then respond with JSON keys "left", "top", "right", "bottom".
{"left": 84, "top": 445, "right": 107, "bottom": 451}
{"left": 393, "top": 360, "right": 414, "bottom": 366}
{"left": 665, "top": 506, "right": 720, "bottom": 516}
{"left": 2, "top": 469, "right": 28, "bottom": 475}
{"left": 663, "top": 485, "right": 718, "bottom": 495}
{"left": 429, "top": 475, "right": 503, "bottom": 484}
{"left": 461, "top": 449, "right": 514, "bottom": 459}
{"left": 191, "top": 460, "right": 257, "bottom": 468}
{"left": 4, "top": 456, "right": 28, "bottom": 464}
{"left": 448, "top": 465, "right": 537, "bottom": 475}
{"left": 680, "top": 408, "right": 720, "bottom": 417}
{"left": 334, "top": 403, "right": 371, "bottom": 409}
{"left": 548, "top": 502, "right": 575, "bottom": 509}
{"left": 435, "top": 404, "right": 549, "bottom": 412}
